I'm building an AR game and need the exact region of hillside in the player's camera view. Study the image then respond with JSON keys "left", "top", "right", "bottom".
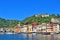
{"left": 0, "top": 14, "right": 60, "bottom": 27}
{"left": 22, "top": 14, "right": 59, "bottom": 24}
{"left": 0, "top": 18, "right": 20, "bottom": 27}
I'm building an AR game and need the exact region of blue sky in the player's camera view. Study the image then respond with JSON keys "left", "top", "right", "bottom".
{"left": 0, "top": 0, "right": 60, "bottom": 20}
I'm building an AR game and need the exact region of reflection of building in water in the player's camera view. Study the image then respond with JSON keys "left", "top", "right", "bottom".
{"left": 27, "top": 34, "right": 32, "bottom": 38}
{"left": 51, "top": 34, "right": 54, "bottom": 40}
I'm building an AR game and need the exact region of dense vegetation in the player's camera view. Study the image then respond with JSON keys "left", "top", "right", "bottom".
{"left": 0, "top": 14, "right": 60, "bottom": 27}
{"left": 22, "top": 14, "right": 60, "bottom": 24}
{"left": 0, "top": 18, "right": 20, "bottom": 28}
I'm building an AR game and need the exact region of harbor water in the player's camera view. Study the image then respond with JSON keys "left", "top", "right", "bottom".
{"left": 0, "top": 33, "right": 60, "bottom": 40}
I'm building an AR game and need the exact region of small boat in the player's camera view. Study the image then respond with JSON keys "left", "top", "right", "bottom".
{"left": 5, "top": 32, "right": 16, "bottom": 34}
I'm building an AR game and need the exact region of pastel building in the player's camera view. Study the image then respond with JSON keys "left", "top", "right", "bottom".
{"left": 32, "top": 22, "right": 38, "bottom": 27}
{"left": 21, "top": 25, "right": 27, "bottom": 32}
{"left": 34, "top": 14, "right": 40, "bottom": 17}
{"left": 27, "top": 24, "right": 32, "bottom": 32}
{"left": 14, "top": 22, "right": 21, "bottom": 33}
{"left": 0, "top": 28, "right": 4, "bottom": 32}
{"left": 53, "top": 24, "right": 59, "bottom": 33}
{"left": 37, "top": 25, "right": 42, "bottom": 32}
{"left": 4, "top": 28, "right": 11, "bottom": 32}
{"left": 50, "top": 18, "right": 60, "bottom": 33}
{"left": 41, "top": 23, "right": 46, "bottom": 33}
{"left": 32, "top": 22, "right": 38, "bottom": 32}
{"left": 14, "top": 26, "right": 21, "bottom": 33}
{"left": 46, "top": 24, "right": 53, "bottom": 33}
{"left": 41, "top": 14, "right": 49, "bottom": 17}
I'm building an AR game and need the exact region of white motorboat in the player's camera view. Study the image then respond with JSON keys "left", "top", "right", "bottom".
{"left": 5, "top": 32, "right": 16, "bottom": 34}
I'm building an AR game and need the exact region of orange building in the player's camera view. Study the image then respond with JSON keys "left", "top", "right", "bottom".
{"left": 14, "top": 26, "right": 21, "bottom": 33}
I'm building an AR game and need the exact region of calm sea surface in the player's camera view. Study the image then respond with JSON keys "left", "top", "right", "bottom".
{"left": 0, "top": 33, "right": 60, "bottom": 40}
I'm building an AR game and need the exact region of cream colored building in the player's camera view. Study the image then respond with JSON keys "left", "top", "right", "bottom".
{"left": 21, "top": 27, "right": 27, "bottom": 32}
{"left": 42, "top": 14, "right": 49, "bottom": 17}
{"left": 42, "top": 23, "right": 47, "bottom": 32}
{"left": 51, "top": 18, "right": 60, "bottom": 33}
{"left": 27, "top": 24, "right": 32, "bottom": 32}
{"left": 53, "top": 24, "right": 59, "bottom": 33}
{"left": 37, "top": 25, "right": 42, "bottom": 32}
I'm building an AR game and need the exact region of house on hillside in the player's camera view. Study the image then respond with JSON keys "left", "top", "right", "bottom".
{"left": 41, "top": 14, "right": 49, "bottom": 17}
{"left": 35, "top": 14, "right": 40, "bottom": 17}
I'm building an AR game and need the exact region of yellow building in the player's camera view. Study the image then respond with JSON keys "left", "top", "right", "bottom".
{"left": 27, "top": 24, "right": 32, "bottom": 32}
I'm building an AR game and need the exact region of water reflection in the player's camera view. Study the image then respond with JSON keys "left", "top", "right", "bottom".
{"left": 0, "top": 33, "right": 60, "bottom": 40}
{"left": 22, "top": 33, "right": 60, "bottom": 40}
